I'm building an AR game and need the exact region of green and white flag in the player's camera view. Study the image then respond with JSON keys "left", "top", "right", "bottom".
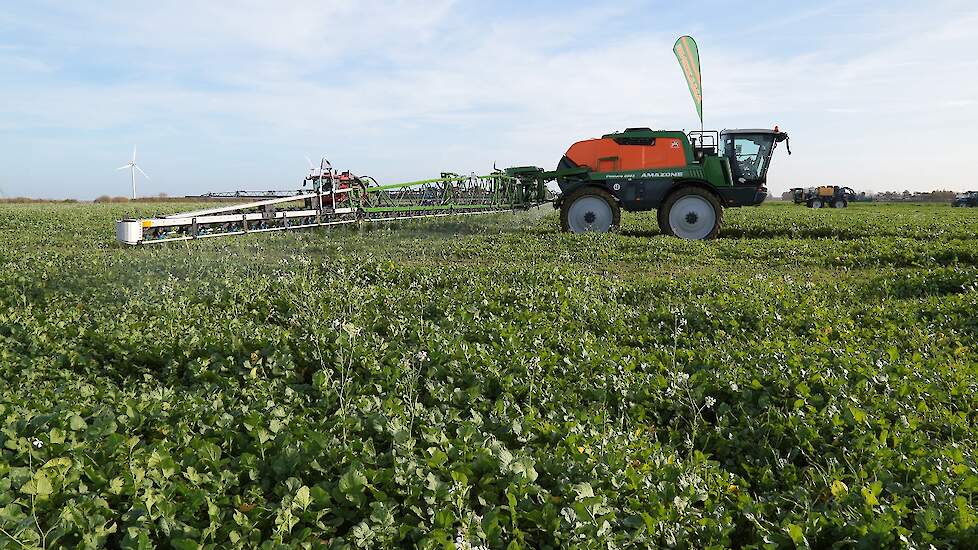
{"left": 673, "top": 35, "right": 703, "bottom": 124}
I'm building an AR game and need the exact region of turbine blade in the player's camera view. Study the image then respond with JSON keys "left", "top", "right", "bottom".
{"left": 305, "top": 156, "right": 314, "bottom": 169}
{"left": 135, "top": 165, "right": 150, "bottom": 180}
{"left": 117, "top": 165, "right": 131, "bottom": 170}
{"left": 132, "top": 145, "right": 137, "bottom": 162}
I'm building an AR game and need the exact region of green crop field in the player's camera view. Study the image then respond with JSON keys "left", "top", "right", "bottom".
{"left": 1, "top": 202, "right": 977, "bottom": 548}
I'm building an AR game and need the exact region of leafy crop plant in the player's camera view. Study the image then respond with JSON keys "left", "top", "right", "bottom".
{"left": 1, "top": 202, "right": 977, "bottom": 548}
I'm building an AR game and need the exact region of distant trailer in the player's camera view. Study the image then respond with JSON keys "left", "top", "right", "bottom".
{"left": 789, "top": 186, "right": 857, "bottom": 209}
{"left": 952, "top": 191, "right": 978, "bottom": 207}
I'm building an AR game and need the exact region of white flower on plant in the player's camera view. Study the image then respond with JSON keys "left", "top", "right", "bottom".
{"left": 704, "top": 396, "right": 716, "bottom": 409}
{"left": 416, "top": 351, "right": 428, "bottom": 362}
{"left": 32, "top": 438, "right": 43, "bottom": 449}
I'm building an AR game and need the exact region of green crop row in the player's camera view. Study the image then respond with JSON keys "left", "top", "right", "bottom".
{"left": 1, "top": 202, "right": 977, "bottom": 548}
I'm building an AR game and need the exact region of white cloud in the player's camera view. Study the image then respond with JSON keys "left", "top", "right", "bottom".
{"left": 1, "top": 1, "right": 977, "bottom": 198}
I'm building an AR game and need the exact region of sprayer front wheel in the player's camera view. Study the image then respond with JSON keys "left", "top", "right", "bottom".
{"left": 560, "top": 187, "right": 620, "bottom": 233}
{"left": 657, "top": 187, "right": 723, "bottom": 240}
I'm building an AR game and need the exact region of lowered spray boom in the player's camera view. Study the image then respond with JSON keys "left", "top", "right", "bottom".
{"left": 116, "top": 162, "right": 549, "bottom": 245}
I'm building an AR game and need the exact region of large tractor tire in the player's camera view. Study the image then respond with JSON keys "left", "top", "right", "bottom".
{"left": 833, "top": 199, "right": 848, "bottom": 209}
{"left": 657, "top": 186, "right": 723, "bottom": 240}
{"left": 809, "top": 198, "right": 823, "bottom": 209}
{"left": 560, "top": 187, "right": 620, "bottom": 233}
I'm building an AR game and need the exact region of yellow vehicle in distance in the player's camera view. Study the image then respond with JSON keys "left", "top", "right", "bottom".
{"left": 789, "top": 186, "right": 857, "bottom": 209}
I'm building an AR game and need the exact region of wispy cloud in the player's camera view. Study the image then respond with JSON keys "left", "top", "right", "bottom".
{"left": 1, "top": 1, "right": 976, "bottom": 198}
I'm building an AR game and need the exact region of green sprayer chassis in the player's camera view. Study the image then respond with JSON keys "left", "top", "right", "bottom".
{"left": 116, "top": 163, "right": 548, "bottom": 245}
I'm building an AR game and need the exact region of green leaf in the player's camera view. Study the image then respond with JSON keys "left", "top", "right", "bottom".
{"left": 848, "top": 405, "right": 867, "bottom": 424}
{"left": 369, "top": 501, "right": 394, "bottom": 529}
{"left": 69, "top": 415, "right": 87, "bottom": 431}
{"left": 427, "top": 449, "right": 448, "bottom": 468}
{"left": 861, "top": 485, "right": 879, "bottom": 506}
{"left": 511, "top": 457, "right": 537, "bottom": 483}
{"left": 450, "top": 470, "right": 467, "bottom": 486}
{"left": 22, "top": 473, "right": 53, "bottom": 496}
{"left": 294, "top": 485, "right": 311, "bottom": 511}
{"left": 339, "top": 466, "right": 367, "bottom": 505}
{"left": 786, "top": 523, "right": 806, "bottom": 546}
{"left": 572, "top": 482, "right": 594, "bottom": 499}
{"left": 434, "top": 507, "right": 454, "bottom": 528}
{"left": 109, "top": 477, "right": 124, "bottom": 495}
{"left": 506, "top": 492, "right": 519, "bottom": 526}
{"left": 170, "top": 538, "right": 199, "bottom": 550}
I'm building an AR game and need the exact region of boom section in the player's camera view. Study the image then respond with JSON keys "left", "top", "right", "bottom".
{"left": 116, "top": 172, "right": 547, "bottom": 245}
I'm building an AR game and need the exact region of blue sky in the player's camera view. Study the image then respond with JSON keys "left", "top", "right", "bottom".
{"left": 1, "top": 1, "right": 976, "bottom": 199}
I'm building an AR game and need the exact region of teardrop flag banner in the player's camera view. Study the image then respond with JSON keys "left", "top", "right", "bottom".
{"left": 673, "top": 35, "right": 703, "bottom": 125}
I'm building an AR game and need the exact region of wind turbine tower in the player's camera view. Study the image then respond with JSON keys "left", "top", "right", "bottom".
{"left": 118, "top": 146, "right": 149, "bottom": 199}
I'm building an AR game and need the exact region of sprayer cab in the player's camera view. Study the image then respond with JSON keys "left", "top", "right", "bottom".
{"left": 718, "top": 128, "right": 790, "bottom": 187}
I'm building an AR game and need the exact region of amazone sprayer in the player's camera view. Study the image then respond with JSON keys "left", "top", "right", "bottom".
{"left": 117, "top": 36, "right": 789, "bottom": 244}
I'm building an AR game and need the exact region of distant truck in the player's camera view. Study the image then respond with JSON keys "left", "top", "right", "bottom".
{"left": 952, "top": 191, "right": 978, "bottom": 207}
{"left": 789, "top": 186, "right": 857, "bottom": 209}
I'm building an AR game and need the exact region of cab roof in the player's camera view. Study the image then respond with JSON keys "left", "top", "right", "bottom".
{"left": 722, "top": 129, "right": 783, "bottom": 134}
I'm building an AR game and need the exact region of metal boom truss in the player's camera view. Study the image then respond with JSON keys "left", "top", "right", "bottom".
{"left": 116, "top": 164, "right": 549, "bottom": 245}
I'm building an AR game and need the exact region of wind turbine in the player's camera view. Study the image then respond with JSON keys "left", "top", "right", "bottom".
{"left": 117, "top": 146, "right": 149, "bottom": 199}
